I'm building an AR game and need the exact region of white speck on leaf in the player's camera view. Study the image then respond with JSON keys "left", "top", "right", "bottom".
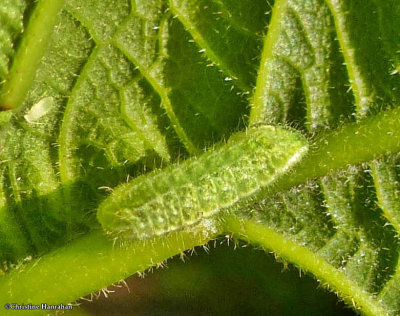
{"left": 24, "top": 97, "right": 54, "bottom": 123}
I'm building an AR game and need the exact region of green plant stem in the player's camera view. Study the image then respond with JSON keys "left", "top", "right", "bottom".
{"left": 270, "top": 105, "right": 400, "bottom": 195}
{"left": 1, "top": 103, "right": 399, "bottom": 312}
{"left": 0, "top": 104, "right": 399, "bottom": 314}
{"left": 0, "top": 230, "right": 214, "bottom": 315}
{"left": 0, "top": 0, "right": 66, "bottom": 111}
{"left": 223, "top": 216, "right": 388, "bottom": 316}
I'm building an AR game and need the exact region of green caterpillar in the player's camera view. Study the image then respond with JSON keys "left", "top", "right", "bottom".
{"left": 97, "top": 125, "right": 309, "bottom": 240}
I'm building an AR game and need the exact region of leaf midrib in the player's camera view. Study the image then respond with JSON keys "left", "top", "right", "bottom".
{"left": 324, "top": 0, "right": 373, "bottom": 116}
{"left": 1, "top": 1, "right": 400, "bottom": 314}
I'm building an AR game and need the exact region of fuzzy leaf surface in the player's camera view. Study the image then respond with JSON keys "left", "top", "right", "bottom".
{"left": 0, "top": 1, "right": 399, "bottom": 315}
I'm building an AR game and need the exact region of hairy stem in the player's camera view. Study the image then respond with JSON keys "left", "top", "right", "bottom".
{"left": 223, "top": 216, "right": 388, "bottom": 316}
{"left": 271, "top": 105, "right": 400, "bottom": 195}
{"left": 0, "top": 230, "right": 214, "bottom": 315}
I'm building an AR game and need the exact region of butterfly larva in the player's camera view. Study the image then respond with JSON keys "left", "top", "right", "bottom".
{"left": 97, "top": 125, "right": 308, "bottom": 240}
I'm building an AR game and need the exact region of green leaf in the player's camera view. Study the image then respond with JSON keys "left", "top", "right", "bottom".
{"left": 0, "top": 0, "right": 27, "bottom": 85}
{"left": 0, "top": 0, "right": 399, "bottom": 315}
{"left": 236, "top": 0, "right": 400, "bottom": 314}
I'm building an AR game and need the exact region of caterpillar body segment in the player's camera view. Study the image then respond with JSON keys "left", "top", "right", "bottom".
{"left": 97, "top": 125, "right": 308, "bottom": 240}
